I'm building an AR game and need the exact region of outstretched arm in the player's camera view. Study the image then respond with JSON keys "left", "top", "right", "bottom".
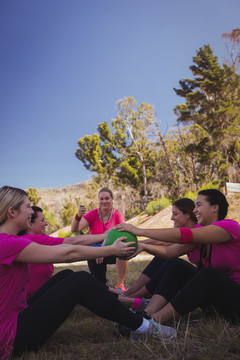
{"left": 134, "top": 242, "right": 197, "bottom": 259}
{"left": 64, "top": 231, "right": 109, "bottom": 246}
{"left": 15, "top": 237, "right": 136, "bottom": 264}
{"left": 115, "top": 223, "right": 232, "bottom": 245}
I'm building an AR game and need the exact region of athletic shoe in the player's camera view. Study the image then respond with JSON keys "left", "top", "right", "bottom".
{"left": 117, "top": 309, "right": 151, "bottom": 337}
{"left": 130, "top": 318, "right": 177, "bottom": 343}
{"left": 115, "top": 283, "right": 126, "bottom": 292}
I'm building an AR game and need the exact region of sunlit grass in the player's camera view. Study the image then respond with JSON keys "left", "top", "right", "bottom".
{"left": 11, "top": 260, "right": 240, "bottom": 360}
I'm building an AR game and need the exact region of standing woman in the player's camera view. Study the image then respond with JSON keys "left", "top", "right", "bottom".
{"left": 71, "top": 187, "right": 128, "bottom": 290}
{"left": 0, "top": 186, "right": 176, "bottom": 359}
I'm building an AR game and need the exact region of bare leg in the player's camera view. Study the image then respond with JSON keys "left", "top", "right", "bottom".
{"left": 145, "top": 294, "right": 168, "bottom": 316}
{"left": 152, "top": 303, "right": 180, "bottom": 324}
{"left": 116, "top": 258, "right": 129, "bottom": 285}
{"left": 127, "top": 285, "right": 152, "bottom": 299}
{"left": 125, "top": 273, "right": 150, "bottom": 296}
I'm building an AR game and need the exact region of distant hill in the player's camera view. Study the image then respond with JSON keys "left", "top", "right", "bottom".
{"left": 36, "top": 182, "right": 240, "bottom": 234}
{"left": 36, "top": 181, "right": 140, "bottom": 226}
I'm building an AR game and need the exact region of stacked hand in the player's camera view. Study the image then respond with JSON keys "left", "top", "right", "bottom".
{"left": 114, "top": 223, "right": 141, "bottom": 236}
{"left": 111, "top": 237, "right": 136, "bottom": 258}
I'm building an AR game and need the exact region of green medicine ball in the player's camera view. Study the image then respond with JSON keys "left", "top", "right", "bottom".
{"left": 105, "top": 228, "right": 138, "bottom": 259}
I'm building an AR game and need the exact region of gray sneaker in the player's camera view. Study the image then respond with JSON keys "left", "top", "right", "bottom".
{"left": 130, "top": 318, "right": 176, "bottom": 343}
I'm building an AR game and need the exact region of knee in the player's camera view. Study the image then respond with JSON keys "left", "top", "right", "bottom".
{"left": 166, "top": 260, "right": 192, "bottom": 273}
{"left": 60, "top": 269, "right": 74, "bottom": 276}
{"left": 72, "top": 271, "right": 106, "bottom": 292}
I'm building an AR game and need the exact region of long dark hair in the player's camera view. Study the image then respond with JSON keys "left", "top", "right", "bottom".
{"left": 173, "top": 198, "right": 197, "bottom": 223}
{"left": 198, "top": 189, "right": 228, "bottom": 220}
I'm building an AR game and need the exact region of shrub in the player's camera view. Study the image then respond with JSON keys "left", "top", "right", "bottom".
{"left": 125, "top": 207, "right": 140, "bottom": 220}
{"left": 58, "top": 230, "right": 73, "bottom": 238}
{"left": 145, "top": 196, "right": 171, "bottom": 216}
{"left": 60, "top": 199, "right": 77, "bottom": 226}
{"left": 42, "top": 205, "right": 59, "bottom": 234}
{"left": 183, "top": 191, "right": 198, "bottom": 201}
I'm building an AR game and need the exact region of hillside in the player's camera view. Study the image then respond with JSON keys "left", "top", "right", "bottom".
{"left": 36, "top": 181, "right": 141, "bottom": 226}
{"left": 37, "top": 182, "right": 240, "bottom": 236}
{"left": 51, "top": 192, "right": 240, "bottom": 238}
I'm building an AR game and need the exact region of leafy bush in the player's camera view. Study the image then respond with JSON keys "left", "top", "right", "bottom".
{"left": 145, "top": 196, "right": 171, "bottom": 216}
{"left": 58, "top": 230, "right": 73, "bottom": 238}
{"left": 199, "top": 181, "right": 222, "bottom": 191}
{"left": 183, "top": 191, "right": 198, "bottom": 201}
{"left": 125, "top": 207, "right": 140, "bottom": 220}
{"left": 60, "top": 199, "right": 77, "bottom": 226}
{"left": 42, "top": 205, "right": 59, "bottom": 234}
{"left": 26, "top": 187, "right": 41, "bottom": 205}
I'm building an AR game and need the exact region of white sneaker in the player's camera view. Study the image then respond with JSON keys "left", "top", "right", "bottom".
{"left": 130, "top": 318, "right": 176, "bottom": 343}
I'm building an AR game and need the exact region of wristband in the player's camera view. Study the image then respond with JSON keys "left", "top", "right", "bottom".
{"left": 75, "top": 214, "right": 81, "bottom": 222}
{"left": 179, "top": 227, "right": 193, "bottom": 244}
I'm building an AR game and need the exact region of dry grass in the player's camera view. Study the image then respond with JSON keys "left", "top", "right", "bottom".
{"left": 11, "top": 260, "right": 240, "bottom": 360}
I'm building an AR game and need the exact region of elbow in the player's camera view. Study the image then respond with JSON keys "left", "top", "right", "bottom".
{"left": 66, "top": 238, "right": 79, "bottom": 245}
{"left": 63, "top": 248, "right": 80, "bottom": 263}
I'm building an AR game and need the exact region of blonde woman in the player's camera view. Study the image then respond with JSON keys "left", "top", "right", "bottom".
{"left": 0, "top": 186, "right": 176, "bottom": 359}
{"left": 72, "top": 187, "right": 128, "bottom": 291}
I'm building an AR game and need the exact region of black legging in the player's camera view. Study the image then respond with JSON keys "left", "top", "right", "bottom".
{"left": 143, "top": 257, "right": 189, "bottom": 294}
{"left": 154, "top": 262, "right": 240, "bottom": 321}
{"left": 12, "top": 270, "right": 143, "bottom": 356}
{"left": 88, "top": 256, "right": 116, "bottom": 284}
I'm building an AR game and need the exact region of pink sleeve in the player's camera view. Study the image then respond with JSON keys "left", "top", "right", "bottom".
{"left": 22, "top": 234, "right": 64, "bottom": 245}
{"left": 114, "top": 210, "right": 125, "bottom": 224}
{"left": 212, "top": 219, "right": 240, "bottom": 240}
{"left": 0, "top": 235, "right": 31, "bottom": 266}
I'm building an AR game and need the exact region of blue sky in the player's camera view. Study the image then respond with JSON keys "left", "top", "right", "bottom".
{"left": 1, "top": 0, "right": 240, "bottom": 189}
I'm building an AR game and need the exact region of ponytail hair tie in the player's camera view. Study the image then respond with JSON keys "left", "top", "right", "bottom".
{"left": 179, "top": 227, "right": 193, "bottom": 244}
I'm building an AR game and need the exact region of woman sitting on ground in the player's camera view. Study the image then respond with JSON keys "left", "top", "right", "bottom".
{"left": 116, "top": 189, "right": 240, "bottom": 325}
{"left": 71, "top": 187, "right": 128, "bottom": 291}
{"left": 21, "top": 206, "right": 148, "bottom": 311}
{"left": 0, "top": 186, "right": 176, "bottom": 359}
{"left": 118, "top": 198, "right": 198, "bottom": 299}
{"left": 19, "top": 206, "right": 112, "bottom": 297}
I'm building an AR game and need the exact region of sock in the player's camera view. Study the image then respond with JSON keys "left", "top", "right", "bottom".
{"left": 136, "top": 317, "right": 150, "bottom": 332}
{"left": 132, "top": 298, "right": 142, "bottom": 310}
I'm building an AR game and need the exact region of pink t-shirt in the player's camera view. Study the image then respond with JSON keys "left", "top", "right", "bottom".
{"left": 0, "top": 234, "right": 31, "bottom": 359}
{"left": 22, "top": 234, "right": 64, "bottom": 297}
{"left": 84, "top": 209, "right": 124, "bottom": 235}
{"left": 187, "top": 219, "right": 240, "bottom": 284}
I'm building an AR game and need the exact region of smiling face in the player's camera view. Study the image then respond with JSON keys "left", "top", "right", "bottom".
{"left": 98, "top": 191, "right": 113, "bottom": 213}
{"left": 13, "top": 197, "right": 34, "bottom": 231}
{"left": 194, "top": 194, "right": 219, "bottom": 226}
{"left": 29, "top": 211, "right": 48, "bottom": 235}
{"left": 171, "top": 205, "right": 191, "bottom": 228}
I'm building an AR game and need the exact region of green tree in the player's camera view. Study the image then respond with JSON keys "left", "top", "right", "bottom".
{"left": 42, "top": 205, "right": 59, "bottom": 234}
{"left": 60, "top": 199, "right": 77, "bottom": 226}
{"left": 174, "top": 44, "right": 240, "bottom": 184}
{"left": 26, "top": 187, "right": 41, "bottom": 205}
{"left": 76, "top": 97, "right": 159, "bottom": 209}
